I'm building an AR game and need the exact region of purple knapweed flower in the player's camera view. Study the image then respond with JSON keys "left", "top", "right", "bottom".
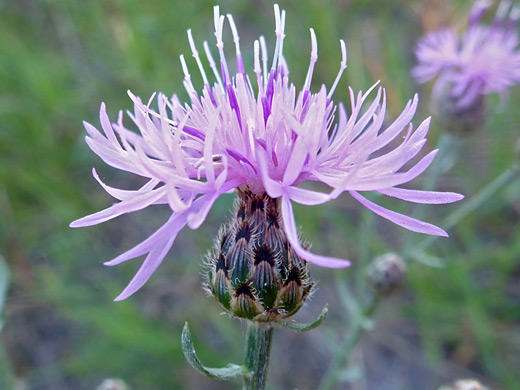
{"left": 413, "top": 0, "right": 520, "bottom": 110}
{"left": 71, "top": 5, "right": 463, "bottom": 301}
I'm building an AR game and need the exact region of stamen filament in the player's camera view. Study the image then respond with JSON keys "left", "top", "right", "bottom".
{"left": 187, "top": 29, "right": 209, "bottom": 85}
{"left": 203, "top": 41, "right": 223, "bottom": 88}
{"left": 214, "top": 7, "right": 231, "bottom": 85}
{"left": 506, "top": 5, "right": 520, "bottom": 34}
{"left": 146, "top": 92, "right": 157, "bottom": 108}
{"left": 303, "top": 28, "right": 318, "bottom": 91}
{"left": 180, "top": 55, "right": 197, "bottom": 97}
{"left": 254, "top": 40, "right": 264, "bottom": 93}
{"left": 327, "top": 40, "right": 348, "bottom": 100}
{"left": 469, "top": 0, "right": 492, "bottom": 27}
{"left": 271, "top": 4, "right": 283, "bottom": 70}
{"left": 493, "top": 1, "right": 511, "bottom": 29}
{"left": 227, "top": 14, "right": 245, "bottom": 75}
{"left": 260, "top": 36, "right": 268, "bottom": 85}
{"left": 277, "top": 9, "right": 286, "bottom": 70}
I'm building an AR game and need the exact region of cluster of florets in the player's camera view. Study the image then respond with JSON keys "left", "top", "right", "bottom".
{"left": 204, "top": 188, "right": 314, "bottom": 321}
{"left": 71, "top": 4, "right": 462, "bottom": 301}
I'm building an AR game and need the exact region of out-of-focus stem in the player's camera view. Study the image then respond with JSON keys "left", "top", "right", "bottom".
{"left": 0, "top": 343, "right": 14, "bottom": 390}
{"left": 355, "top": 209, "right": 375, "bottom": 295}
{"left": 317, "top": 295, "right": 379, "bottom": 390}
{"left": 424, "top": 133, "right": 462, "bottom": 191}
{"left": 405, "top": 133, "right": 463, "bottom": 250}
{"left": 412, "top": 164, "right": 520, "bottom": 254}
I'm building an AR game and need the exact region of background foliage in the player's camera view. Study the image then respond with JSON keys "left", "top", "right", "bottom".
{"left": 1, "top": 0, "right": 519, "bottom": 389}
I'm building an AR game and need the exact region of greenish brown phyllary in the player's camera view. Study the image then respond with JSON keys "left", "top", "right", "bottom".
{"left": 204, "top": 188, "right": 314, "bottom": 322}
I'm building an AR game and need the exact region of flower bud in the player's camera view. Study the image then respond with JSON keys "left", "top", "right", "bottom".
{"left": 367, "top": 253, "right": 406, "bottom": 294}
{"left": 438, "top": 379, "right": 489, "bottom": 390}
{"left": 434, "top": 89, "right": 487, "bottom": 136}
{"left": 204, "top": 188, "right": 314, "bottom": 322}
{"left": 96, "top": 379, "right": 130, "bottom": 390}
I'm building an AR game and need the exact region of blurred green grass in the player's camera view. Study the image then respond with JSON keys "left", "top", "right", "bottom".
{"left": 1, "top": 0, "right": 519, "bottom": 389}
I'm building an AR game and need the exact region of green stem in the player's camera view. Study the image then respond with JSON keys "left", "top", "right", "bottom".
{"left": 317, "top": 295, "right": 379, "bottom": 390}
{"left": 355, "top": 209, "right": 375, "bottom": 296}
{"left": 411, "top": 165, "right": 520, "bottom": 255}
{"left": 243, "top": 322, "right": 274, "bottom": 390}
{"left": 423, "top": 133, "right": 461, "bottom": 191}
{"left": 0, "top": 343, "right": 15, "bottom": 390}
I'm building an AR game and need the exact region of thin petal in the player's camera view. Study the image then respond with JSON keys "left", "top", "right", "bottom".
{"left": 378, "top": 187, "right": 464, "bottom": 204}
{"left": 187, "top": 177, "right": 245, "bottom": 229}
{"left": 100, "top": 102, "right": 120, "bottom": 146}
{"left": 257, "top": 151, "right": 284, "bottom": 198}
{"left": 114, "top": 235, "right": 176, "bottom": 301}
{"left": 84, "top": 136, "right": 142, "bottom": 176}
{"left": 104, "top": 211, "right": 188, "bottom": 266}
{"left": 70, "top": 187, "right": 166, "bottom": 228}
{"left": 349, "top": 191, "right": 448, "bottom": 236}
{"left": 286, "top": 186, "right": 332, "bottom": 206}
{"left": 282, "top": 135, "right": 308, "bottom": 185}
{"left": 83, "top": 121, "right": 105, "bottom": 141}
{"left": 281, "top": 196, "right": 350, "bottom": 268}
{"left": 166, "top": 184, "right": 192, "bottom": 212}
{"left": 92, "top": 168, "right": 159, "bottom": 201}
{"left": 344, "top": 149, "right": 439, "bottom": 191}
{"left": 187, "top": 193, "right": 219, "bottom": 229}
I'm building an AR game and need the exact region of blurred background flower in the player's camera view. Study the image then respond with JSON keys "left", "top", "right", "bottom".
{"left": 413, "top": 0, "right": 520, "bottom": 133}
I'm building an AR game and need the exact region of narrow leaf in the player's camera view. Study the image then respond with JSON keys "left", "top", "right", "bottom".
{"left": 181, "top": 322, "right": 248, "bottom": 380}
{"left": 275, "top": 306, "right": 328, "bottom": 332}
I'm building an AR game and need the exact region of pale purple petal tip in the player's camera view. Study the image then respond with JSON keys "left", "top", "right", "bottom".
{"left": 286, "top": 186, "right": 333, "bottom": 206}
{"left": 379, "top": 188, "right": 465, "bottom": 204}
{"left": 187, "top": 193, "right": 218, "bottom": 230}
{"left": 69, "top": 220, "right": 83, "bottom": 228}
{"left": 113, "top": 236, "right": 176, "bottom": 301}
{"left": 281, "top": 196, "right": 351, "bottom": 268}
{"left": 70, "top": 188, "right": 165, "bottom": 228}
{"left": 350, "top": 191, "right": 448, "bottom": 237}
{"left": 104, "top": 211, "right": 189, "bottom": 267}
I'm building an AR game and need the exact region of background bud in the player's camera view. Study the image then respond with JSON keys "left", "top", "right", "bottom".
{"left": 367, "top": 253, "right": 406, "bottom": 294}
{"left": 204, "top": 188, "right": 314, "bottom": 322}
{"left": 434, "top": 88, "right": 487, "bottom": 136}
{"left": 438, "top": 379, "right": 489, "bottom": 390}
{"left": 96, "top": 379, "right": 130, "bottom": 390}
